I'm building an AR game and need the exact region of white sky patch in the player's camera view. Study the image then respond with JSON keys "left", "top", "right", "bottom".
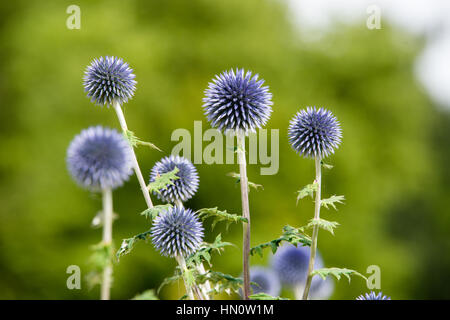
{"left": 287, "top": 0, "right": 450, "bottom": 108}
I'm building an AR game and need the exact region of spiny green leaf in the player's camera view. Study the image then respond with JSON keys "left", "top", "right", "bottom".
{"left": 124, "top": 129, "right": 162, "bottom": 151}
{"left": 88, "top": 242, "right": 113, "bottom": 270}
{"left": 140, "top": 204, "right": 172, "bottom": 220}
{"left": 307, "top": 218, "right": 340, "bottom": 235}
{"left": 86, "top": 242, "right": 114, "bottom": 289}
{"left": 321, "top": 161, "right": 334, "bottom": 170}
{"left": 321, "top": 195, "right": 345, "bottom": 210}
{"left": 227, "top": 172, "right": 263, "bottom": 191}
{"left": 116, "top": 230, "right": 152, "bottom": 259}
{"left": 184, "top": 268, "right": 195, "bottom": 288}
{"left": 147, "top": 167, "right": 179, "bottom": 194}
{"left": 158, "top": 272, "right": 183, "bottom": 294}
{"left": 312, "top": 267, "right": 367, "bottom": 282}
{"left": 296, "top": 182, "right": 318, "bottom": 204}
{"left": 131, "top": 289, "right": 159, "bottom": 300}
{"left": 196, "top": 207, "right": 248, "bottom": 230}
{"left": 249, "top": 293, "right": 290, "bottom": 300}
{"left": 196, "top": 271, "right": 244, "bottom": 296}
{"left": 250, "top": 225, "right": 311, "bottom": 258}
{"left": 186, "top": 234, "right": 234, "bottom": 267}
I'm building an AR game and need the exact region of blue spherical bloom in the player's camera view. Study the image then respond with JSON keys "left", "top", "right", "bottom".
{"left": 66, "top": 126, "right": 133, "bottom": 191}
{"left": 271, "top": 244, "right": 322, "bottom": 286}
{"left": 357, "top": 291, "right": 391, "bottom": 300}
{"left": 151, "top": 206, "right": 204, "bottom": 258}
{"left": 149, "top": 155, "right": 199, "bottom": 203}
{"left": 83, "top": 56, "right": 137, "bottom": 106}
{"left": 203, "top": 68, "right": 273, "bottom": 133}
{"left": 288, "top": 107, "right": 342, "bottom": 159}
{"left": 249, "top": 267, "right": 281, "bottom": 297}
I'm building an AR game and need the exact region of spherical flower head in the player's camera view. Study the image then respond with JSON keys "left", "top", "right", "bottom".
{"left": 66, "top": 126, "right": 133, "bottom": 191}
{"left": 356, "top": 291, "right": 391, "bottom": 300}
{"left": 203, "top": 68, "right": 273, "bottom": 134}
{"left": 248, "top": 267, "right": 281, "bottom": 297}
{"left": 271, "top": 244, "right": 323, "bottom": 286}
{"left": 149, "top": 155, "right": 199, "bottom": 203}
{"left": 288, "top": 107, "right": 342, "bottom": 159}
{"left": 83, "top": 56, "right": 137, "bottom": 106}
{"left": 151, "top": 206, "right": 204, "bottom": 258}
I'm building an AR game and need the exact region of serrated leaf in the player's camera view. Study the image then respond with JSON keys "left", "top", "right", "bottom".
{"left": 116, "top": 230, "right": 152, "bottom": 259}
{"left": 296, "top": 182, "right": 318, "bottom": 204}
{"left": 140, "top": 204, "right": 172, "bottom": 220}
{"left": 131, "top": 289, "right": 159, "bottom": 300}
{"left": 196, "top": 271, "right": 244, "bottom": 296}
{"left": 86, "top": 242, "right": 114, "bottom": 289}
{"left": 186, "top": 234, "right": 234, "bottom": 267}
{"left": 312, "top": 267, "right": 367, "bottom": 282}
{"left": 124, "top": 129, "right": 162, "bottom": 151}
{"left": 196, "top": 207, "right": 248, "bottom": 231}
{"left": 227, "top": 172, "right": 263, "bottom": 191}
{"left": 88, "top": 242, "right": 113, "bottom": 270}
{"left": 321, "top": 161, "right": 334, "bottom": 170}
{"left": 321, "top": 195, "right": 345, "bottom": 210}
{"left": 249, "top": 293, "right": 289, "bottom": 300}
{"left": 307, "top": 218, "right": 340, "bottom": 235}
{"left": 250, "top": 225, "right": 311, "bottom": 258}
{"left": 157, "top": 272, "right": 183, "bottom": 294}
{"left": 147, "top": 167, "right": 179, "bottom": 194}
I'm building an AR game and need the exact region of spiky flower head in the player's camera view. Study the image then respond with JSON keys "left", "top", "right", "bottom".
{"left": 271, "top": 244, "right": 323, "bottom": 286}
{"left": 203, "top": 68, "right": 273, "bottom": 134}
{"left": 149, "top": 155, "right": 199, "bottom": 203}
{"left": 248, "top": 267, "right": 281, "bottom": 297}
{"left": 151, "top": 206, "right": 204, "bottom": 258}
{"left": 356, "top": 291, "right": 391, "bottom": 300}
{"left": 83, "top": 56, "right": 137, "bottom": 106}
{"left": 66, "top": 126, "right": 133, "bottom": 192}
{"left": 288, "top": 107, "right": 342, "bottom": 159}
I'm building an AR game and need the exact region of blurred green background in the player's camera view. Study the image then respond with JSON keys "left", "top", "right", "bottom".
{"left": 0, "top": 0, "right": 449, "bottom": 300}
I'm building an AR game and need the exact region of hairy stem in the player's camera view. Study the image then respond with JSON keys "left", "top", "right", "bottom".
{"left": 237, "top": 132, "right": 251, "bottom": 300}
{"left": 175, "top": 254, "right": 195, "bottom": 300}
{"left": 302, "top": 156, "right": 322, "bottom": 300}
{"left": 101, "top": 187, "right": 113, "bottom": 300}
{"left": 112, "top": 100, "right": 154, "bottom": 209}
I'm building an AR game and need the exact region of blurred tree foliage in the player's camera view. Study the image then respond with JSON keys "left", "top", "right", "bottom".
{"left": 0, "top": 0, "right": 448, "bottom": 299}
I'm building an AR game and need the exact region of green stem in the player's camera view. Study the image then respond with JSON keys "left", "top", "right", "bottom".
{"left": 302, "top": 156, "right": 322, "bottom": 300}
{"left": 112, "top": 100, "right": 154, "bottom": 209}
{"left": 101, "top": 187, "right": 113, "bottom": 300}
{"left": 237, "top": 132, "right": 251, "bottom": 300}
{"left": 175, "top": 254, "right": 195, "bottom": 300}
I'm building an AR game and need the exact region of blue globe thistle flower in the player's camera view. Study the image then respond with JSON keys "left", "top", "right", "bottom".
{"left": 356, "top": 291, "right": 391, "bottom": 300}
{"left": 83, "top": 56, "right": 137, "bottom": 106}
{"left": 66, "top": 126, "right": 133, "bottom": 192}
{"left": 288, "top": 107, "right": 342, "bottom": 159}
{"left": 149, "top": 155, "right": 199, "bottom": 203}
{"left": 151, "top": 206, "right": 204, "bottom": 258}
{"left": 248, "top": 267, "right": 281, "bottom": 297}
{"left": 271, "top": 244, "right": 323, "bottom": 286}
{"left": 203, "top": 68, "right": 273, "bottom": 133}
